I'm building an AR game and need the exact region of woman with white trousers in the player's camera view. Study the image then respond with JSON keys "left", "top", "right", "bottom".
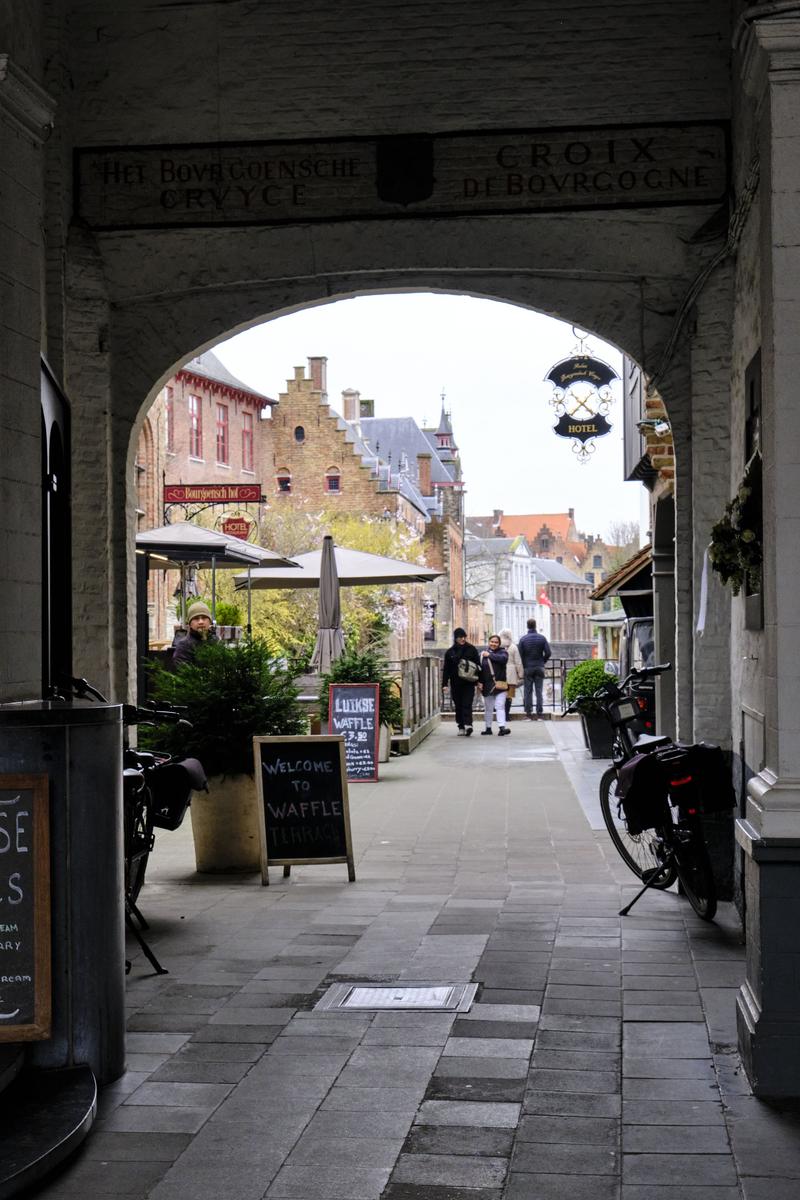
{"left": 479, "top": 634, "right": 510, "bottom": 735}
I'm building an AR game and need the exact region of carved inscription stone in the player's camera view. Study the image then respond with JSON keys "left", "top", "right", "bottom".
{"left": 76, "top": 123, "right": 727, "bottom": 230}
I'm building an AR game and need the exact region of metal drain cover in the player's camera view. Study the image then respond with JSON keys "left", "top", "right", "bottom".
{"left": 315, "top": 982, "right": 478, "bottom": 1011}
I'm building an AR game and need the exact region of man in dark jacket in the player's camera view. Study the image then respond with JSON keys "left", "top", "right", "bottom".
{"left": 442, "top": 628, "right": 481, "bottom": 736}
{"left": 171, "top": 601, "right": 219, "bottom": 669}
{"left": 517, "top": 618, "right": 551, "bottom": 719}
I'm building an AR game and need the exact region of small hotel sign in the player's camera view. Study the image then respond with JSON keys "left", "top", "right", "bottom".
{"left": 164, "top": 484, "right": 262, "bottom": 504}
{"left": 76, "top": 122, "right": 727, "bottom": 230}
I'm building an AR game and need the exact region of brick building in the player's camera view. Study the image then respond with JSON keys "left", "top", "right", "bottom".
{"left": 468, "top": 509, "right": 587, "bottom": 568}
{"left": 136, "top": 350, "right": 275, "bottom": 642}
{"left": 359, "top": 401, "right": 468, "bottom": 649}
{"left": 265, "top": 357, "right": 435, "bottom": 661}
{"left": 532, "top": 557, "right": 593, "bottom": 657}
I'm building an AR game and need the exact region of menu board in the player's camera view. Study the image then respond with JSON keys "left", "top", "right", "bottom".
{"left": 253, "top": 736, "right": 355, "bottom": 885}
{"left": 0, "top": 775, "right": 51, "bottom": 1042}
{"left": 329, "top": 683, "right": 380, "bottom": 782}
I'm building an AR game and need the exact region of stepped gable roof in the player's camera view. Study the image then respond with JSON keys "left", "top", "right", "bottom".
{"left": 329, "top": 408, "right": 431, "bottom": 521}
{"left": 499, "top": 512, "right": 578, "bottom": 543}
{"left": 181, "top": 351, "right": 276, "bottom": 405}
{"left": 530, "top": 556, "right": 588, "bottom": 585}
{"left": 359, "top": 417, "right": 456, "bottom": 491}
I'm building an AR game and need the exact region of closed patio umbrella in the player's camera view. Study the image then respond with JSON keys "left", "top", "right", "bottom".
{"left": 309, "top": 535, "right": 346, "bottom": 673}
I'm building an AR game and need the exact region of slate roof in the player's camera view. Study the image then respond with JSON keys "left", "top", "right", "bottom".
{"left": 464, "top": 535, "right": 531, "bottom": 558}
{"left": 530, "top": 556, "right": 589, "bottom": 585}
{"left": 359, "top": 417, "right": 457, "bottom": 492}
{"left": 181, "top": 351, "right": 276, "bottom": 405}
{"left": 330, "top": 410, "right": 432, "bottom": 520}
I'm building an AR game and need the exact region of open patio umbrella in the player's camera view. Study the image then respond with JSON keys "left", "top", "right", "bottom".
{"left": 136, "top": 521, "right": 299, "bottom": 624}
{"left": 232, "top": 544, "right": 443, "bottom": 590}
{"left": 309, "top": 535, "right": 346, "bottom": 673}
{"left": 135, "top": 522, "right": 300, "bottom": 699}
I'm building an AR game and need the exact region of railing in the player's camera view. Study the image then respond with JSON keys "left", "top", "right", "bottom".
{"left": 438, "top": 656, "right": 583, "bottom": 715}
{"left": 386, "top": 656, "right": 442, "bottom": 734}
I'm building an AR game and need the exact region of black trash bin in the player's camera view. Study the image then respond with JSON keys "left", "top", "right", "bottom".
{"left": 0, "top": 700, "right": 125, "bottom": 1085}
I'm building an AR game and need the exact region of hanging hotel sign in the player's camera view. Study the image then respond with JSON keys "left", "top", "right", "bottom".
{"left": 221, "top": 515, "right": 254, "bottom": 541}
{"left": 164, "top": 484, "right": 262, "bottom": 504}
{"left": 75, "top": 121, "right": 727, "bottom": 230}
{"left": 545, "top": 345, "right": 619, "bottom": 464}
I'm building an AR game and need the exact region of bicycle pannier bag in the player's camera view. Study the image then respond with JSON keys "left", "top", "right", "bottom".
{"left": 457, "top": 657, "right": 480, "bottom": 684}
{"left": 149, "top": 758, "right": 207, "bottom": 831}
{"left": 616, "top": 752, "right": 671, "bottom": 835}
{"left": 668, "top": 742, "right": 735, "bottom": 815}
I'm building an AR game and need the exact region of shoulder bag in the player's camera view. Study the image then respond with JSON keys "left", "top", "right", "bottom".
{"left": 457, "top": 656, "right": 480, "bottom": 684}
{"left": 486, "top": 657, "right": 508, "bottom": 691}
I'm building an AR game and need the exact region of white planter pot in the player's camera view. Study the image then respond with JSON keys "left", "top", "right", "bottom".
{"left": 378, "top": 723, "right": 392, "bottom": 762}
{"left": 189, "top": 773, "right": 261, "bottom": 872}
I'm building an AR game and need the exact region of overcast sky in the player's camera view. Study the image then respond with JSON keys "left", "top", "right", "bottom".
{"left": 216, "top": 293, "right": 644, "bottom": 540}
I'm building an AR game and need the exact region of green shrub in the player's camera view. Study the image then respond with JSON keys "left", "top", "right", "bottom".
{"left": 144, "top": 638, "right": 307, "bottom": 777}
{"left": 214, "top": 600, "right": 244, "bottom": 627}
{"left": 317, "top": 646, "right": 404, "bottom": 729}
{"left": 563, "top": 659, "right": 609, "bottom": 707}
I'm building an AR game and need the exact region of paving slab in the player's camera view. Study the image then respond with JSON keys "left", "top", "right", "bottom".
{"left": 42, "top": 722, "right": 793, "bottom": 1200}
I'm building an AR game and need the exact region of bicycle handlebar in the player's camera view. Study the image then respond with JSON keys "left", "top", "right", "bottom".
{"left": 564, "top": 662, "right": 672, "bottom": 716}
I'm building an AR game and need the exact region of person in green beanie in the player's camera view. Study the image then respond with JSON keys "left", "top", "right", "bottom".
{"left": 171, "top": 601, "right": 218, "bottom": 668}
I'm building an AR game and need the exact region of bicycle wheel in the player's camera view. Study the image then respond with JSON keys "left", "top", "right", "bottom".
{"left": 124, "top": 779, "right": 155, "bottom": 906}
{"left": 599, "top": 767, "right": 677, "bottom": 887}
{"left": 673, "top": 833, "right": 717, "bottom": 921}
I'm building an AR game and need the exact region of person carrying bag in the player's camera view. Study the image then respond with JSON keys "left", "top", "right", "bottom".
{"left": 442, "top": 628, "right": 481, "bottom": 736}
{"left": 480, "top": 634, "right": 510, "bottom": 736}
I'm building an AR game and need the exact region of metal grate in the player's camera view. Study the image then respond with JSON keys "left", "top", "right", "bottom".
{"left": 315, "top": 982, "right": 478, "bottom": 1012}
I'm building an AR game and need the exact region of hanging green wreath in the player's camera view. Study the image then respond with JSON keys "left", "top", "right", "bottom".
{"left": 709, "top": 454, "right": 762, "bottom": 596}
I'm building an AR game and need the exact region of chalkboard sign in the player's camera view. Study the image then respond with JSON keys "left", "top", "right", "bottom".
{"left": 253, "top": 736, "right": 355, "bottom": 885}
{"left": 0, "top": 775, "right": 51, "bottom": 1042}
{"left": 329, "top": 683, "right": 380, "bottom": 782}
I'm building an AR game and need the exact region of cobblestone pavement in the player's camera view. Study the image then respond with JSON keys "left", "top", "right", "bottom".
{"left": 37, "top": 720, "right": 800, "bottom": 1199}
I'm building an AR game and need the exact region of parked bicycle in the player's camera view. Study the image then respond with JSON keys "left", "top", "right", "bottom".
{"left": 61, "top": 677, "right": 206, "bottom": 972}
{"left": 566, "top": 663, "right": 734, "bottom": 921}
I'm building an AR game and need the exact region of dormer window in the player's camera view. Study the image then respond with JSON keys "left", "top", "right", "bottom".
{"left": 276, "top": 469, "right": 292, "bottom": 493}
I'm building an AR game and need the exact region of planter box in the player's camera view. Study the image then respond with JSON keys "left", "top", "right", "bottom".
{"left": 190, "top": 773, "right": 261, "bottom": 872}
{"left": 581, "top": 713, "right": 614, "bottom": 759}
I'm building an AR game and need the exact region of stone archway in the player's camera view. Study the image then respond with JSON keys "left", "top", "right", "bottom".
{"left": 61, "top": 203, "right": 732, "bottom": 738}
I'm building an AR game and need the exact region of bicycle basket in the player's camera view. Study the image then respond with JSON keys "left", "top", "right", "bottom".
{"left": 616, "top": 752, "right": 671, "bottom": 836}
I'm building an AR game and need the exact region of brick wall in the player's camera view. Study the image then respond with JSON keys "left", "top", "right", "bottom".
{"left": 0, "top": 58, "right": 53, "bottom": 698}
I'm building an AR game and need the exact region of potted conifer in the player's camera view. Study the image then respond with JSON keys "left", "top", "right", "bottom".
{"left": 146, "top": 638, "right": 307, "bottom": 871}
{"left": 563, "top": 659, "right": 615, "bottom": 759}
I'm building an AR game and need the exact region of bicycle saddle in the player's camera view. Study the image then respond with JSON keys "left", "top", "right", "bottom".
{"left": 634, "top": 733, "right": 672, "bottom": 750}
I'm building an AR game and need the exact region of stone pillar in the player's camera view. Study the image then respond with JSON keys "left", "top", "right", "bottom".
{"left": 0, "top": 58, "right": 54, "bottom": 700}
{"left": 735, "top": 15, "right": 800, "bottom": 1096}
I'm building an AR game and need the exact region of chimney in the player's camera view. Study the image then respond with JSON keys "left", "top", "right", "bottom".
{"left": 568, "top": 507, "right": 574, "bottom": 520}
{"left": 341, "top": 388, "right": 360, "bottom": 422}
{"left": 308, "top": 356, "right": 328, "bottom": 400}
{"left": 417, "top": 452, "right": 432, "bottom": 495}
{"left": 493, "top": 509, "right": 504, "bottom": 532}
